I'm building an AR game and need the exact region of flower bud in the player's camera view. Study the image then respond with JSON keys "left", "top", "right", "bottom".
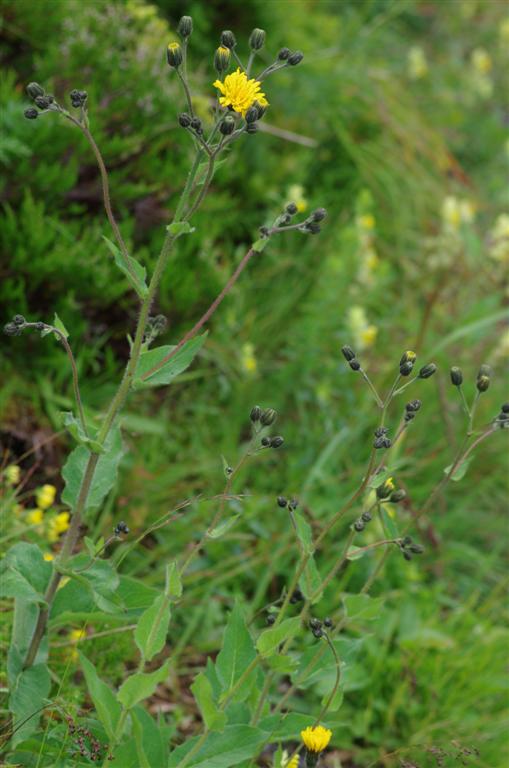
{"left": 399, "top": 361, "right": 414, "bottom": 377}
{"left": 349, "top": 359, "right": 361, "bottom": 371}
{"left": 190, "top": 117, "right": 202, "bottom": 133}
{"left": 70, "top": 89, "right": 87, "bottom": 108}
{"left": 324, "top": 617, "right": 333, "bottom": 628}
{"left": 250, "top": 405, "right": 262, "bottom": 422}
{"left": 13, "top": 315, "right": 25, "bottom": 326}
{"left": 177, "top": 15, "right": 193, "bottom": 39}
{"left": 277, "top": 496, "right": 287, "bottom": 508}
{"left": 279, "top": 213, "right": 291, "bottom": 226}
{"left": 260, "top": 408, "right": 277, "bottom": 426}
{"left": 405, "top": 399, "right": 421, "bottom": 412}
{"left": 249, "top": 28, "right": 266, "bottom": 51}
{"left": 450, "top": 366, "right": 463, "bottom": 386}
{"left": 267, "top": 613, "right": 276, "bottom": 625}
{"left": 312, "top": 208, "right": 327, "bottom": 222}
{"left": 288, "top": 51, "right": 304, "bottom": 66}
{"left": 400, "top": 350, "right": 417, "bottom": 366}
{"left": 214, "top": 45, "right": 231, "bottom": 74}
{"left": 376, "top": 477, "right": 395, "bottom": 500}
{"left": 502, "top": 403, "right": 509, "bottom": 414}
{"left": 245, "top": 105, "right": 259, "bottom": 124}
{"left": 219, "top": 115, "right": 235, "bottom": 135}
{"left": 286, "top": 202, "right": 298, "bottom": 215}
{"left": 476, "top": 374, "right": 490, "bottom": 393}
{"left": 361, "top": 511, "right": 372, "bottom": 522}
{"left": 35, "top": 95, "right": 51, "bottom": 110}
{"left": 3, "top": 322, "right": 22, "bottom": 336}
{"left": 418, "top": 363, "right": 437, "bottom": 379}
{"left": 354, "top": 520, "right": 365, "bottom": 532}
{"left": 220, "top": 30, "right": 236, "bottom": 49}
{"left": 178, "top": 112, "right": 192, "bottom": 128}
{"left": 306, "top": 221, "right": 321, "bottom": 234}
{"left": 26, "top": 82, "right": 44, "bottom": 99}
{"left": 277, "top": 47, "right": 291, "bottom": 60}
{"left": 252, "top": 100, "right": 266, "bottom": 119}
{"left": 389, "top": 489, "right": 407, "bottom": 503}
{"left": 270, "top": 436, "right": 284, "bottom": 448}
{"left": 246, "top": 122, "right": 258, "bottom": 134}
{"left": 341, "top": 344, "right": 356, "bottom": 361}
{"left": 24, "top": 107, "right": 38, "bottom": 120}
{"left": 167, "top": 41, "right": 183, "bottom": 68}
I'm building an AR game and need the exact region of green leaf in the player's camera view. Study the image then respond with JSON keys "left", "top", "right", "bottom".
{"left": 62, "top": 411, "right": 104, "bottom": 453}
{"left": 342, "top": 594, "right": 385, "bottom": 622}
{"left": 251, "top": 237, "right": 269, "bottom": 253}
{"left": 134, "top": 594, "right": 171, "bottom": 662}
{"left": 167, "top": 220, "right": 195, "bottom": 237}
{"left": 103, "top": 236, "right": 148, "bottom": 299}
{"left": 216, "top": 603, "right": 257, "bottom": 702}
{"left": 299, "top": 556, "right": 322, "bottom": 603}
{"left": 0, "top": 543, "right": 52, "bottom": 603}
{"left": 191, "top": 671, "right": 227, "bottom": 731}
{"left": 207, "top": 514, "right": 241, "bottom": 539}
{"left": 131, "top": 707, "right": 168, "bottom": 768}
{"left": 79, "top": 653, "right": 121, "bottom": 741}
{"left": 53, "top": 311, "right": 69, "bottom": 339}
{"left": 444, "top": 456, "right": 474, "bottom": 482}
{"left": 9, "top": 663, "right": 51, "bottom": 746}
{"left": 132, "top": 334, "right": 207, "bottom": 389}
{"left": 256, "top": 617, "right": 301, "bottom": 658}
{"left": 165, "top": 561, "right": 182, "bottom": 600}
{"left": 292, "top": 511, "right": 314, "bottom": 554}
{"left": 379, "top": 505, "right": 399, "bottom": 539}
{"left": 346, "top": 546, "right": 367, "bottom": 561}
{"left": 168, "top": 725, "right": 267, "bottom": 768}
{"left": 62, "top": 424, "right": 124, "bottom": 513}
{"left": 117, "top": 660, "right": 170, "bottom": 709}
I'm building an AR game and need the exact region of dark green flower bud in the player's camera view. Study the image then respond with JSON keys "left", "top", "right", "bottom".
{"left": 24, "top": 107, "right": 38, "bottom": 120}
{"left": 389, "top": 489, "right": 407, "bottom": 503}
{"left": 267, "top": 613, "right": 276, "bottom": 625}
{"left": 312, "top": 208, "right": 327, "bottom": 222}
{"left": 278, "top": 47, "right": 291, "bottom": 60}
{"left": 403, "top": 551, "right": 412, "bottom": 561}
{"left": 399, "top": 361, "right": 414, "bottom": 376}
{"left": 374, "top": 426, "right": 389, "bottom": 437}
{"left": 34, "top": 95, "right": 50, "bottom": 110}
{"left": 178, "top": 112, "right": 192, "bottom": 128}
{"left": 376, "top": 477, "right": 395, "bottom": 500}
{"left": 341, "top": 345, "right": 356, "bottom": 361}
{"left": 286, "top": 202, "right": 298, "bottom": 215}
{"left": 288, "top": 498, "right": 298, "bottom": 510}
{"left": 260, "top": 408, "right": 277, "bottom": 426}
{"left": 190, "top": 117, "right": 202, "bottom": 134}
{"left": 361, "top": 511, "right": 372, "bottom": 522}
{"left": 290, "top": 588, "right": 304, "bottom": 604}
{"left": 400, "top": 350, "right": 416, "bottom": 366}
{"left": 476, "top": 375, "right": 490, "bottom": 393}
{"left": 288, "top": 51, "right": 304, "bottom": 66}
{"left": 349, "top": 359, "right": 361, "bottom": 371}
{"left": 418, "top": 363, "right": 437, "bottom": 379}
{"left": 309, "top": 618, "right": 322, "bottom": 630}
{"left": 323, "top": 617, "right": 333, "bottom": 628}
{"left": 250, "top": 405, "right": 262, "bottom": 422}
{"left": 3, "top": 322, "right": 22, "bottom": 336}
{"left": 246, "top": 122, "right": 258, "bottom": 134}
{"left": 114, "top": 520, "right": 129, "bottom": 535}
{"left": 261, "top": 436, "right": 271, "bottom": 447}
{"left": 167, "top": 41, "right": 183, "bottom": 68}
{"left": 259, "top": 226, "right": 270, "bottom": 237}
{"left": 404, "top": 412, "right": 415, "bottom": 422}
{"left": 249, "top": 28, "right": 266, "bottom": 51}
{"left": 354, "top": 520, "right": 365, "bottom": 532}
{"left": 450, "top": 366, "right": 463, "bottom": 386}
{"left": 409, "top": 542, "right": 424, "bottom": 554}
{"left": 405, "top": 399, "right": 421, "bottom": 412}
{"left": 306, "top": 221, "right": 321, "bottom": 234}
{"left": 279, "top": 213, "right": 292, "bottom": 226}
{"left": 277, "top": 496, "right": 287, "bottom": 508}
{"left": 214, "top": 46, "right": 231, "bottom": 73}
{"left": 252, "top": 100, "right": 266, "bottom": 119}
{"left": 502, "top": 403, "right": 509, "bottom": 414}
{"left": 26, "top": 82, "right": 44, "bottom": 99}
{"left": 177, "top": 15, "right": 193, "bottom": 39}
{"left": 312, "top": 627, "right": 323, "bottom": 638}
{"left": 245, "top": 105, "right": 259, "bottom": 124}
{"left": 35, "top": 321, "right": 45, "bottom": 331}
{"left": 219, "top": 115, "right": 235, "bottom": 135}
{"left": 13, "top": 314, "right": 26, "bottom": 326}
{"left": 270, "top": 436, "right": 284, "bottom": 448}
{"left": 220, "top": 30, "right": 236, "bottom": 49}
{"left": 477, "top": 364, "right": 491, "bottom": 378}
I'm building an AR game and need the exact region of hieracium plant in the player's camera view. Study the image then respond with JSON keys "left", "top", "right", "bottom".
{"left": 1, "top": 15, "right": 507, "bottom": 768}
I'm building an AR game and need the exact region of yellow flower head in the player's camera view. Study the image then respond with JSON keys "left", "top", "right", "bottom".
{"left": 43, "top": 552, "right": 54, "bottom": 562}
{"left": 407, "top": 46, "right": 428, "bottom": 79}
{"left": 282, "top": 754, "right": 299, "bottom": 768}
{"left": 301, "top": 725, "right": 332, "bottom": 753}
{"left": 47, "top": 511, "right": 70, "bottom": 542}
{"left": 471, "top": 48, "right": 492, "bottom": 75}
{"left": 27, "top": 508, "right": 44, "bottom": 526}
{"left": 358, "top": 213, "right": 376, "bottom": 231}
{"left": 36, "top": 484, "right": 56, "bottom": 510}
{"left": 404, "top": 350, "right": 416, "bottom": 363}
{"left": 240, "top": 342, "right": 257, "bottom": 375}
{"left": 213, "top": 68, "right": 268, "bottom": 117}
{"left": 5, "top": 464, "right": 20, "bottom": 485}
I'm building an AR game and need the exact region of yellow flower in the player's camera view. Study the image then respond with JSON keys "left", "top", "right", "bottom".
{"left": 69, "top": 628, "right": 86, "bottom": 660}
{"left": 43, "top": 553, "right": 54, "bottom": 562}
{"left": 301, "top": 725, "right": 332, "bottom": 753}
{"left": 358, "top": 213, "right": 375, "bottom": 231}
{"left": 287, "top": 184, "right": 307, "bottom": 213}
{"left": 240, "top": 342, "right": 257, "bottom": 375}
{"left": 404, "top": 350, "right": 416, "bottom": 363}
{"left": 27, "top": 508, "right": 43, "bottom": 526}
{"left": 47, "top": 511, "right": 70, "bottom": 542}
{"left": 500, "top": 18, "right": 509, "bottom": 45}
{"left": 407, "top": 46, "right": 428, "bottom": 79}
{"left": 5, "top": 464, "right": 20, "bottom": 485}
{"left": 213, "top": 68, "right": 268, "bottom": 117}
{"left": 360, "top": 325, "right": 378, "bottom": 348}
{"left": 36, "top": 484, "right": 56, "bottom": 510}
{"left": 347, "top": 306, "right": 378, "bottom": 352}
{"left": 281, "top": 753, "right": 299, "bottom": 768}
{"left": 471, "top": 48, "right": 492, "bottom": 75}
{"left": 489, "top": 213, "right": 509, "bottom": 264}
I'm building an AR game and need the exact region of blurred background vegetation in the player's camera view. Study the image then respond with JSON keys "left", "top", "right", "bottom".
{"left": 1, "top": 0, "right": 508, "bottom": 766}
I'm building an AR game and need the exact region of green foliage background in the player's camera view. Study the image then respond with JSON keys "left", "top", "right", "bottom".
{"left": 1, "top": 0, "right": 508, "bottom": 766}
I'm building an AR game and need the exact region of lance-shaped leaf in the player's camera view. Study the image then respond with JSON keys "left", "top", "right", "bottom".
{"left": 103, "top": 236, "right": 148, "bottom": 299}
{"left": 256, "top": 617, "right": 301, "bottom": 658}
{"left": 134, "top": 593, "right": 171, "bottom": 662}
{"left": 80, "top": 653, "right": 121, "bottom": 740}
{"left": 191, "top": 671, "right": 227, "bottom": 731}
{"left": 216, "top": 603, "right": 257, "bottom": 702}
{"left": 62, "top": 411, "right": 104, "bottom": 453}
{"left": 117, "top": 660, "right": 170, "bottom": 709}
{"left": 132, "top": 334, "right": 207, "bottom": 389}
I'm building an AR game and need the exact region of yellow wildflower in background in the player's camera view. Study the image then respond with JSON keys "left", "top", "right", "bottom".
{"left": 500, "top": 18, "right": 509, "bottom": 46}
{"left": 347, "top": 306, "right": 378, "bottom": 352}
{"left": 488, "top": 214, "right": 509, "bottom": 264}
{"left": 36, "top": 484, "right": 56, "bottom": 510}
{"left": 4, "top": 464, "right": 20, "bottom": 485}
{"left": 281, "top": 752, "right": 299, "bottom": 768}
{"left": 358, "top": 213, "right": 375, "bottom": 231}
{"left": 287, "top": 184, "right": 307, "bottom": 213}
{"left": 441, "top": 196, "right": 475, "bottom": 231}
{"left": 471, "top": 48, "right": 492, "bottom": 75}
{"left": 213, "top": 68, "right": 268, "bottom": 117}
{"left": 407, "top": 46, "right": 428, "bottom": 79}
{"left": 43, "top": 553, "right": 54, "bottom": 562}
{"left": 69, "top": 628, "right": 86, "bottom": 661}
{"left": 240, "top": 342, "right": 257, "bottom": 375}
{"left": 301, "top": 725, "right": 332, "bottom": 753}
{"left": 27, "top": 509, "right": 43, "bottom": 526}
{"left": 47, "top": 511, "right": 70, "bottom": 542}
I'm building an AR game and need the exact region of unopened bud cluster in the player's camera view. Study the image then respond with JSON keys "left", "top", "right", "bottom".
{"left": 341, "top": 344, "right": 361, "bottom": 372}
{"left": 276, "top": 495, "right": 299, "bottom": 511}
{"left": 495, "top": 402, "right": 509, "bottom": 428}
{"left": 113, "top": 520, "right": 130, "bottom": 537}
{"left": 250, "top": 405, "right": 283, "bottom": 449}
{"left": 476, "top": 364, "right": 491, "bottom": 393}
{"left": 24, "top": 82, "right": 56, "bottom": 119}
{"left": 309, "top": 616, "right": 333, "bottom": 639}
{"left": 373, "top": 426, "right": 391, "bottom": 450}
{"left": 399, "top": 536, "right": 424, "bottom": 561}
{"left": 404, "top": 399, "right": 421, "bottom": 422}
{"left": 3, "top": 314, "right": 27, "bottom": 336}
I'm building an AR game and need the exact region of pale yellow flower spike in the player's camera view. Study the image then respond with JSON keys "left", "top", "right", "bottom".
{"left": 285, "top": 755, "right": 299, "bottom": 768}
{"left": 213, "top": 68, "right": 269, "bottom": 117}
{"left": 300, "top": 725, "right": 332, "bottom": 753}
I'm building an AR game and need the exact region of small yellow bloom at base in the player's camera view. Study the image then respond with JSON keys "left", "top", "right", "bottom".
{"left": 240, "top": 342, "right": 257, "bottom": 375}
{"left": 47, "top": 511, "right": 70, "bottom": 542}
{"left": 43, "top": 552, "right": 54, "bottom": 562}
{"left": 300, "top": 725, "right": 332, "bottom": 753}
{"left": 282, "top": 754, "right": 300, "bottom": 768}
{"left": 407, "top": 46, "right": 428, "bottom": 79}
{"left": 5, "top": 464, "right": 21, "bottom": 485}
{"left": 27, "top": 508, "right": 43, "bottom": 526}
{"left": 358, "top": 213, "right": 375, "bottom": 230}
{"left": 360, "top": 325, "right": 378, "bottom": 348}
{"left": 36, "top": 484, "right": 57, "bottom": 510}
{"left": 213, "top": 68, "right": 268, "bottom": 117}
{"left": 471, "top": 48, "right": 492, "bottom": 75}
